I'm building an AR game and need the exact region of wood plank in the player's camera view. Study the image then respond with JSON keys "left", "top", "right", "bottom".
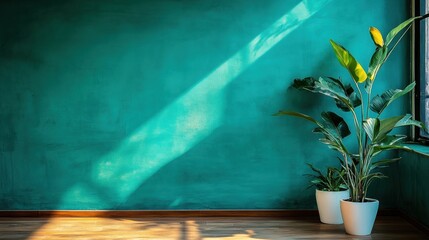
{"left": 0, "top": 216, "right": 427, "bottom": 239}
{"left": 399, "top": 210, "right": 429, "bottom": 234}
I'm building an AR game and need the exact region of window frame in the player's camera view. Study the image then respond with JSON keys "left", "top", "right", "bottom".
{"left": 412, "top": 0, "right": 429, "bottom": 143}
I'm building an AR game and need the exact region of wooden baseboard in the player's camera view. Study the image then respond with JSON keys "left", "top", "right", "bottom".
{"left": 0, "top": 210, "right": 316, "bottom": 218}
{"left": 0, "top": 209, "right": 398, "bottom": 218}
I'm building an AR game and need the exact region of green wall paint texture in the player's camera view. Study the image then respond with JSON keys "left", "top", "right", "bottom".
{"left": 398, "top": 150, "right": 429, "bottom": 228}
{"left": 0, "top": 0, "right": 410, "bottom": 210}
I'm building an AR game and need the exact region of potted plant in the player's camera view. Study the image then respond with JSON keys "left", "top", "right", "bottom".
{"left": 275, "top": 14, "right": 429, "bottom": 235}
{"left": 305, "top": 163, "right": 348, "bottom": 224}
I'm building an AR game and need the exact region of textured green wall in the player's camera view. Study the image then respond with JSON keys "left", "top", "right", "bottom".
{"left": 398, "top": 148, "right": 429, "bottom": 228}
{"left": 0, "top": 0, "right": 410, "bottom": 210}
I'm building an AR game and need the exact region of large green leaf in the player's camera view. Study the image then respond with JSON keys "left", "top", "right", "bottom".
{"left": 313, "top": 112, "right": 350, "bottom": 155}
{"left": 273, "top": 110, "right": 318, "bottom": 124}
{"left": 330, "top": 40, "right": 368, "bottom": 83}
{"left": 293, "top": 77, "right": 342, "bottom": 100}
{"left": 377, "top": 134, "right": 407, "bottom": 146}
{"left": 335, "top": 81, "right": 362, "bottom": 111}
{"left": 361, "top": 172, "right": 386, "bottom": 181}
{"left": 363, "top": 118, "right": 380, "bottom": 141}
{"left": 320, "top": 111, "right": 351, "bottom": 138}
{"left": 274, "top": 110, "right": 350, "bottom": 155}
{"left": 385, "top": 16, "right": 421, "bottom": 46}
{"left": 374, "top": 116, "right": 405, "bottom": 142}
{"left": 369, "top": 158, "right": 401, "bottom": 172}
{"left": 367, "top": 46, "right": 388, "bottom": 81}
{"left": 292, "top": 77, "right": 361, "bottom": 112}
{"left": 293, "top": 77, "right": 346, "bottom": 100}
{"left": 370, "top": 82, "right": 416, "bottom": 115}
{"left": 370, "top": 135, "right": 407, "bottom": 157}
{"left": 318, "top": 137, "right": 347, "bottom": 153}
{"left": 273, "top": 110, "right": 349, "bottom": 138}
{"left": 394, "top": 114, "right": 426, "bottom": 131}
{"left": 372, "top": 144, "right": 429, "bottom": 157}
{"left": 364, "top": 77, "right": 373, "bottom": 94}
{"left": 364, "top": 116, "right": 404, "bottom": 143}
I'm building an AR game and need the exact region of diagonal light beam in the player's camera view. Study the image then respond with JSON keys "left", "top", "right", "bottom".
{"left": 89, "top": 0, "right": 332, "bottom": 203}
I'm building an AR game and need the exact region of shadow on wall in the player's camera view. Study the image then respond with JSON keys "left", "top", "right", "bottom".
{"left": 122, "top": 121, "right": 323, "bottom": 210}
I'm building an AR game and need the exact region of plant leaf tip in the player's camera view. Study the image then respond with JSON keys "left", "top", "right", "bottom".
{"left": 370, "top": 26, "right": 384, "bottom": 47}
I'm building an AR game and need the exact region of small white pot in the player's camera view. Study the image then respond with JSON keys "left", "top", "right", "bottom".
{"left": 340, "top": 198, "right": 379, "bottom": 235}
{"left": 315, "top": 189, "right": 349, "bottom": 224}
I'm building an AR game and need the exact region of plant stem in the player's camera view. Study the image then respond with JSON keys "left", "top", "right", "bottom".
{"left": 342, "top": 153, "right": 355, "bottom": 200}
{"left": 362, "top": 83, "right": 373, "bottom": 201}
{"left": 352, "top": 80, "right": 364, "bottom": 165}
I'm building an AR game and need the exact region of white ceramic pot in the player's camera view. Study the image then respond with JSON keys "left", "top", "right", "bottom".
{"left": 315, "top": 189, "right": 349, "bottom": 224}
{"left": 340, "top": 198, "right": 379, "bottom": 235}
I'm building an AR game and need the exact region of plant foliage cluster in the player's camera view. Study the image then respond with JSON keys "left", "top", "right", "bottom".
{"left": 305, "top": 163, "right": 348, "bottom": 192}
{"left": 276, "top": 15, "right": 429, "bottom": 202}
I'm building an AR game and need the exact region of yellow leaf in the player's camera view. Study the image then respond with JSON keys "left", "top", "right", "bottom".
{"left": 370, "top": 27, "right": 384, "bottom": 47}
{"left": 354, "top": 64, "right": 368, "bottom": 83}
{"left": 330, "top": 40, "right": 368, "bottom": 83}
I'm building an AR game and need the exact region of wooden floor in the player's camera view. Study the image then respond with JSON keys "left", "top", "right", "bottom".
{"left": 0, "top": 216, "right": 427, "bottom": 240}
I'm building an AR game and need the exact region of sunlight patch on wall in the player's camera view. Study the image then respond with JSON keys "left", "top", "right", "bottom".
{"left": 90, "top": 0, "right": 332, "bottom": 202}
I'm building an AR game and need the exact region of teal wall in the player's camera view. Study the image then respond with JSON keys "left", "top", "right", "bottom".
{"left": 0, "top": 0, "right": 410, "bottom": 210}
{"left": 398, "top": 149, "right": 429, "bottom": 228}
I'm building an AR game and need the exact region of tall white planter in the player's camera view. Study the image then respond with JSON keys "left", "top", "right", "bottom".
{"left": 315, "top": 189, "right": 349, "bottom": 224}
{"left": 340, "top": 198, "right": 379, "bottom": 235}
